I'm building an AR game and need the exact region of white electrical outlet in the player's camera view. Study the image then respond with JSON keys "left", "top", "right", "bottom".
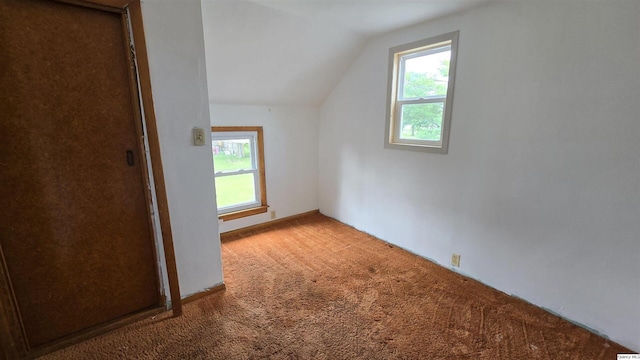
{"left": 270, "top": 210, "right": 276, "bottom": 219}
{"left": 451, "top": 253, "right": 461, "bottom": 267}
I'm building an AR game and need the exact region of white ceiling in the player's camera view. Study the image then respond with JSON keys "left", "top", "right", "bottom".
{"left": 201, "top": 0, "right": 491, "bottom": 107}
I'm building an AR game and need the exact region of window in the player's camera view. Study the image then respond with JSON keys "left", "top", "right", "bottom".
{"left": 211, "top": 126, "right": 267, "bottom": 221}
{"left": 385, "top": 31, "right": 459, "bottom": 153}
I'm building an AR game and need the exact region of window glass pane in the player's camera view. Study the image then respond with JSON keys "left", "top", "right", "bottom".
{"left": 401, "top": 48, "right": 450, "bottom": 100}
{"left": 399, "top": 102, "right": 444, "bottom": 141}
{"left": 214, "top": 173, "right": 257, "bottom": 209}
{"left": 212, "top": 138, "right": 254, "bottom": 173}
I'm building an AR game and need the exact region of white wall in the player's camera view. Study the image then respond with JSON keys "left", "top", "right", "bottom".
{"left": 210, "top": 105, "right": 319, "bottom": 233}
{"left": 141, "top": 0, "right": 224, "bottom": 298}
{"left": 319, "top": 0, "right": 640, "bottom": 351}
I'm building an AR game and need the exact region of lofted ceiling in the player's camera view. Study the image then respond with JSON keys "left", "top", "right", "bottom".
{"left": 201, "top": 0, "right": 491, "bottom": 107}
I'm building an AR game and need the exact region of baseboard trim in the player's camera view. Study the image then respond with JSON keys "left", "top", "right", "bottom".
{"left": 220, "top": 209, "right": 320, "bottom": 241}
{"left": 181, "top": 283, "right": 226, "bottom": 305}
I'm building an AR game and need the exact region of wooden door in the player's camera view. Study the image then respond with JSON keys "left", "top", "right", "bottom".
{"left": 0, "top": 0, "right": 161, "bottom": 348}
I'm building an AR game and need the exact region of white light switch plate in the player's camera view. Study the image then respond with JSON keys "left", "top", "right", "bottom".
{"left": 193, "top": 127, "right": 206, "bottom": 146}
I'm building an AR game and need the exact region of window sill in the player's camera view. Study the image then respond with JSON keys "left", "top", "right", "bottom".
{"left": 218, "top": 205, "right": 268, "bottom": 222}
{"left": 385, "top": 141, "right": 448, "bottom": 154}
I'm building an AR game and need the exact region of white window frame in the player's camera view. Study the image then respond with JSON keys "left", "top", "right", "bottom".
{"left": 211, "top": 126, "right": 268, "bottom": 221}
{"left": 385, "top": 31, "right": 459, "bottom": 154}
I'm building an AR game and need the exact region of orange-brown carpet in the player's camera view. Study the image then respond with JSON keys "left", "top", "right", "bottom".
{"left": 43, "top": 213, "right": 630, "bottom": 359}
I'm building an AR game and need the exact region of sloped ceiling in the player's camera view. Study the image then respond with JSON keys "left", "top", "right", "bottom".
{"left": 201, "top": 0, "right": 490, "bottom": 107}
{"left": 248, "top": 0, "right": 491, "bottom": 36}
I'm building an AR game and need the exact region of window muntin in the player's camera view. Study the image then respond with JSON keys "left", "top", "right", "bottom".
{"left": 385, "top": 32, "right": 459, "bottom": 153}
{"left": 211, "top": 127, "right": 267, "bottom": 220}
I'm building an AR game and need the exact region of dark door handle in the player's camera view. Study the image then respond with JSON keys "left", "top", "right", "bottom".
{"left": 126, "top": 150, "right": 134, "bottom": 166}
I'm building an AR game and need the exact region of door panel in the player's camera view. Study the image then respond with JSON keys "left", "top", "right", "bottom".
{"left": 0, "top": 0, "right": 160, "bottom": 347}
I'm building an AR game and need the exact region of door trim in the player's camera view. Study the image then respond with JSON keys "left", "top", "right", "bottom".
{"left": 0, "top": 0, "right": 182, "bottom": 357}
{"left": 126, "top": 0, "right": 183, "bottom": 319}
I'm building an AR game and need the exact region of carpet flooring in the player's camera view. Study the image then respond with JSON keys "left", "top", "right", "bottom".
{"left": 42, "top": 213, "right": 630, "bottom": 359}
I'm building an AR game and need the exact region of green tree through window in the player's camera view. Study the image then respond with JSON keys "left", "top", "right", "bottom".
{"left": 401, "top": 60, "right": 449, "bottom": 139}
